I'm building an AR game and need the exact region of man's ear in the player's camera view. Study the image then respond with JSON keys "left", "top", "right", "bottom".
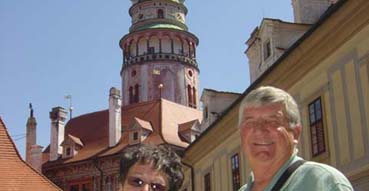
{"left": 292, "top": 124, "right": 302, "bottom": 144}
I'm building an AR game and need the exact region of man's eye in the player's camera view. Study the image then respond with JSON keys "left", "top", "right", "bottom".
{"left": 244, "top": 121, "right": 256, "bottom": 127}
{"left": 151, "top": 183, "right": 166, "bottom": 191}
{"left": 128, "top": 177, "right": 144, "bottom": 187}
{"left": 134, "top": 178, "right": 144, "bottom": 186}
{"left": 267, "top": 120, "right": 279, "bottom": 127}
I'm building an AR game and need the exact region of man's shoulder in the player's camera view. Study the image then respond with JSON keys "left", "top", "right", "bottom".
{"left": 286, "top": 160, "right": 354, "bottom": 190}
{"left": 300, "top": 161, "right": 347, "bottom": 177}
{"left": 238, "top": 184, "right": 248, "bottom": 191}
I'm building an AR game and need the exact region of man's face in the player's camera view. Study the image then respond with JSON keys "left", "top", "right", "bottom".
{"left": 239, "top": 103, "right": 301, "bottom": 168}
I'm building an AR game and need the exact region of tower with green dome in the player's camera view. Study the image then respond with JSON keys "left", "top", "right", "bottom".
{"left": 120, "top": 0, "right": 199, "bottom": 109}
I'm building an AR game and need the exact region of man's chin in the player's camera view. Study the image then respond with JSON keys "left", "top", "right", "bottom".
{"left": 250, "top": 151, "right": 274, "bottom": 163}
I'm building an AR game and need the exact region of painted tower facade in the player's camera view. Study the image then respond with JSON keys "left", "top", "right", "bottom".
{"left": 120, "top": 0, "right": 199, "bottom": 109}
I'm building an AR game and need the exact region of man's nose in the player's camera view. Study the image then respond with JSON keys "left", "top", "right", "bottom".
{"left": 140, "top": 184, "right": 151, "bottom": 191}
{"left": 252, "top": 121, "right": 270, "bottom": 133}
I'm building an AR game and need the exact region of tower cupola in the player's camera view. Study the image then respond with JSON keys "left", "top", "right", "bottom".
{"left": 129, "top": 0, "right": 188, "bottom": 32}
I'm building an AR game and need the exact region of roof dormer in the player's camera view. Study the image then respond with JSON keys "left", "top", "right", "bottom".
{"left": 245, "top": 18, "right": 310, "bottom": 83}
{"left": 61, "top": 134, "right": 83, "bottom": 159}
{"left": 128, "top": 117, "right": 153, "bottom": 145}
{"left": 178, "top": 119, "right": 201, "bottom": 143}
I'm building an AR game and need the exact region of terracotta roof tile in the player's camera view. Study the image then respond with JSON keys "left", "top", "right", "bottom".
{"left": 161, "top": 99, "right": 202, "bottom": 147}
{"left": 44, "top": 99, "right": 202, "bottom": 165}
{"left": 122, "top": 100, "right": 161, "bottom": 132}
{"left": 99, "top": 100, "right": 163, "bottom": 157}
{"left": 66, "top": 110, "right": 109, "bottom": 144}
{"left": 0, "top": 116, "right": 61, "bottom": 191}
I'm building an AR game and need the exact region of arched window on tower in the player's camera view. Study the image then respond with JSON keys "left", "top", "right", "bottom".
{"left": 189, "top": 42, "right": 193, "bottom": 58}
{"left": 192, "top": 86, "right": 197, "bottom": 108}
{"left": 134, "top": 84, "right": 139, "bottom": 103}
{"left": 129, "top": 86, "right": 133, "bottom": 104}
{"left": 157, "top": 9, "right": 164, "bottom": 19}
{"left": 187, "top": 85, "right": 193, "bottom": 108}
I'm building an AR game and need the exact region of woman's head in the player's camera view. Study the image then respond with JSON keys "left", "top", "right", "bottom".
{"left": 120, "top": 144, "right": 184, "bottom": 191}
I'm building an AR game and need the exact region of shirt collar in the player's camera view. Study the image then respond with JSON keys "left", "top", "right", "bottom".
{"left": 246, "top": 151, "right": 300, "bottom": 191}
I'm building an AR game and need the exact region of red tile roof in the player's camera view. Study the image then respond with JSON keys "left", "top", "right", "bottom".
{"left": 0, "top": 116, "right": 61, "bottom": 191}
{"left": 65, "top": 109, "right": 109, "bottom": 144}
{"left": 161, "top": 99, "right": 202, "bottom": 147}
{"left": 43, "top": 99, "right": 202, "bottom": 166}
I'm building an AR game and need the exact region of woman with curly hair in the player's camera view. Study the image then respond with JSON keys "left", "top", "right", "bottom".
{"left": 119, "top": 144, "right": 184, "bottom": 191}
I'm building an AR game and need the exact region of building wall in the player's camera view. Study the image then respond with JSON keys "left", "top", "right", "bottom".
{"left": 289, "top": 22, "right": 369, "bottom": 187}
{"left": 44, "top": 156, "right": 121, "bottom": 191}
{"left": 183, "top": 108, "right": 250, "bottom": 191}
{"left": 184, "top": 0, "right": 369, "bottom": 190}
{"left": 191, "top": 132, "right": 244, "bottom": 191}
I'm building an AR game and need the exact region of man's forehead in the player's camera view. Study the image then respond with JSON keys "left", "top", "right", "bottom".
{"left": 243, "top": 103, "right": 285, "bottom": 117}
{"left": 244, "top": 102, "right": 284, "bottom": 110}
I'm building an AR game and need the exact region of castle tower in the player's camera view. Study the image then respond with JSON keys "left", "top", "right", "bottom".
{"left": 120, "top": 0, "right": 199, "bottom": 109}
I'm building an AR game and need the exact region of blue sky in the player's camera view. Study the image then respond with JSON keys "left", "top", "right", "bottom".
{"left": 0, "top": 0, "right": 293, "bottom": 158}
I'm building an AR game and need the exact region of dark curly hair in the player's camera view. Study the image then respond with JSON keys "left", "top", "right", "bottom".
{"left": 119, "top": 144, "right": 184, "bottom": 191}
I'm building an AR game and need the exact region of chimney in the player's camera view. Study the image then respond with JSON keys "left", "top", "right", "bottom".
{"left": 109, "top": 87, "right": 122, "bottom": 147}
{"left": 49, "top": 106, "right": 67, "bottom": 161}
{"left": 29, "top": 145, "right": 43, "bottom": 172}
{"left": 25, "top": 105, "right": 37, "bottom": 163}
{"left": 292, "top": 0, "right": 331, "bottom": 24}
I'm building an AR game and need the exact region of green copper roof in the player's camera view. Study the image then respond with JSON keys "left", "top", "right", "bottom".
{"left": 134, "top": 23, "right": 185, "bottom": 31}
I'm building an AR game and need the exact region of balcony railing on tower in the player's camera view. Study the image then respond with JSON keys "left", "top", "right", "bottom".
{"left": 123, "top": 52, "right": 198, "bottom": 68}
